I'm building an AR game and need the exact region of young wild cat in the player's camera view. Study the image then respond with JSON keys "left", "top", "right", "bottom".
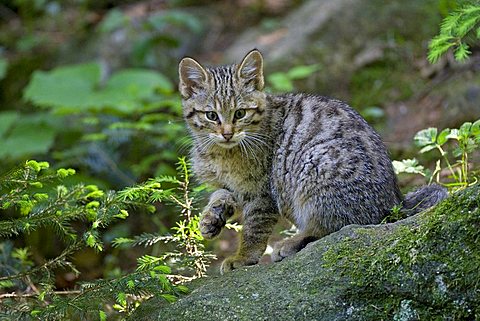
{"left": 178, "top": 49, "right": 447, "bottom": 274}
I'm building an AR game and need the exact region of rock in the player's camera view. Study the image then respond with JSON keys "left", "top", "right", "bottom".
{"left": 130, "top": 185, "right": 480, "bottom": 320}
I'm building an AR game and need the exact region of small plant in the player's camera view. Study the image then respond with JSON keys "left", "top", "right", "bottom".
{"left": 428, "top": 3, "right": 480, "bottom": 63}
{"left": 394, "top": 120, "right": 480, "bottom": 190}
{"left": 114, "top": 157, "right": 215, "bottom": 281}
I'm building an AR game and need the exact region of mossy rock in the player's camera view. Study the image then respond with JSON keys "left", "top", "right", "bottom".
{"left": 131, "top": 185, "right": 480, "bottom": 320}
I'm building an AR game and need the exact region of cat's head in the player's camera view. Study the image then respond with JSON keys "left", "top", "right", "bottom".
{"left": 178, "top": 50, "right": 268, "bottom": 150}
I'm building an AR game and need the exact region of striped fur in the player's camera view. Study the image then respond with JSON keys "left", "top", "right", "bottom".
{"left": 179, "top": 50, "right": 447, "bottom": 274}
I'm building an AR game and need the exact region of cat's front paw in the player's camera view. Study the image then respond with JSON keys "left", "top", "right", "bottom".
{"left": 199, "top": 203, "right": 228, "bottom": 239}
{"left": 271, "top": 235, "right": 318, "bottom": 262}
{"left": 220, "top": 255, "right": 258, "bottom": 274}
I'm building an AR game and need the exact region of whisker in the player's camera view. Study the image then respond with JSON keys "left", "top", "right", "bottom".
{"left": 242, "top": 138, "right": 261, "bottom": 164}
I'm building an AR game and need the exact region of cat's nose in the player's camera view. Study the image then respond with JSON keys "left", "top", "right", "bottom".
{"left": 222, "top": 133, "right": 233, "bottom": 141}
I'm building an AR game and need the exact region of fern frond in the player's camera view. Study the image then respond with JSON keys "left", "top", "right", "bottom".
{"left": 428, "top": 3, "right": 480, "bottom": 63}
{"left": 113, "top": 232, "right": 177, "bottom": 248}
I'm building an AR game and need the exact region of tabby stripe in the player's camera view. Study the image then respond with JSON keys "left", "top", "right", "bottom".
{"left": 185, "top": 110, "right": 196, "bottom": 118}
{"left": 282, "top": 97, "right": 305, "bottom": 176}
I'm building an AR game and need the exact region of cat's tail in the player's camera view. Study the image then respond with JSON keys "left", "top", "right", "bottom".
{"left": 402, "top": 184, "right": 449, "bottom": 215}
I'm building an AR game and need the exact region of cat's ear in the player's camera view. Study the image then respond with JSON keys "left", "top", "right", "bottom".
{"left": 237, "top": 49, "right": 264, "bottom": 91}
{"left": 178, "top": 57, "right": 209, "bottom": 99}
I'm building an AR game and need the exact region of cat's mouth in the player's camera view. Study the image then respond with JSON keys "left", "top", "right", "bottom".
{"left": 217, "top": 141, "right": 239, "bottom": 149}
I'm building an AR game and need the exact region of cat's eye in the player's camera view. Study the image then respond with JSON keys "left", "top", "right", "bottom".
{"left": 234, "top": 109, "right": 246, "bottom": 120}
{"left": 205, "top": 111, "right": 218, "bottom": 121}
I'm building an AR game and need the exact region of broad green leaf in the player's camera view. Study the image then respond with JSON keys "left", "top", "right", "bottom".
{"left": 0, "top": 57, "right": 7, "bottom": 80}
{"left": 287, "top": 64, "right": 320, "bottom": 79}
{"left": 0, "top": 111, "right": 19, "bottom": 137}
{"left": 0, "top": 122, "right": 55, "bottom": 159}
{"left": 392, "top": 159, "right": 425, "bottom": 176}
{"left": 98, "top": 9, "right": 129, "bottom": 33}
{"left": 414, "top": 128, "right": 437, "bottom": 147}
{"left": 108, "top": 69, "right": 172, "bottom": 92}
{"left": 24, "top": 63, "right": 101, "bottom": 109}
{"left": 23, "top": 62, "right": 172, "bottom": 113}
{"left": 471, "top": 119, "right": 480, "bottom": 136}
{"left": 436, "top": 128, "right": 451, "bottom": 145}
{"left": 458, "top": 122, "right": 472, "bottom": 138}
{"left": 419, "top": 144, "right": 437, "bottom": 154}
{"left": 267, "top": 73, "right": 293, "bottom": 92}
{"left": 446, "top": 128, "right": 459, "bottom": 140}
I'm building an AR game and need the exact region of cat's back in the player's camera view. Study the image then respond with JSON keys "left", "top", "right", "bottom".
{"left": 270, "top": 94, "right": 401, "bottom": 227}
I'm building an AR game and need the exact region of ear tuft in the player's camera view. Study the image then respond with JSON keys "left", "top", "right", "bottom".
{"left": 178, "top": 57, "right": 208, "bottom": 99}
{"left": 237, "top": 49, "right": 264, "bottom": 90}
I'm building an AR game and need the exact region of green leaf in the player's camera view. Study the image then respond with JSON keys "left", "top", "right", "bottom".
{"left": 471, "top": 119, "right": 480, "bottom": 136}
{"left": 116, "top": 292, "right": 127, "bottom": 305}
{"left": 360, "top": 106, "right": 385, "bottom": 120}
{"left": 33, "top": 193, "right": 49, "bottom": 201}
{"left": 267, "top": 72, "right": 293, "bottom": 92}
{"left": 0, "top": 57, "right": 8, "bottom": 80}
{"left": 153, "top": 265, "right": 171, "bottom": 274}
{"left": 414, "top": 128, "right": 437, "bottom": 147}
{"left": 419, "top": 144, "right": 437, "bottom": 154}
{"left": 440, "top": 11, "right": 461, "bottom": 34}
{"left": 286, "top": 64, "right": 319, "bottom": 79}
{"left": 458, "top": 122, "right": 472, "bottom": 138}
{"left": 427, "top": 35, "right": 456, "bottom": 63}
{"left": 91, "top": 69, "right": 173, "bottom": 112}
{"left": 57, "top": 168, "right": 76, "bottom": 178}
{"left": 392, "top": 159, "right": 426, "bottom": 176}
{"left": 112, "top": 237, "right": 134, "bottom": 247}
{"left": 160, "top": 294, "right": 177, "bottom": 303}
{"left": 98, "top": 9, "right": 129, "bottom": 33}
{"left": 454, "top": 42, "right": 471, "bottom": 62}
{"left": 0, "top": 122, "right": 56, "bottom": 159}
{"left": 437, "top": 128, "right": 451, "bottom": 145}
{"left": 99, "top": 310, "right": 107, "bottom": 321}
{"left": 114, "top": 209, "right": 129, "bottom": 219}
{"left": 446, "top": 128, "right": 459, "bottom": 140}
{"left": 175, "top": 285, "right": 189, "bottom": 294}
{"left": 23, "top": 63, "right": 101, "bottom": 110}
{"left": 23, "top": 62, "right": 173, "bottom": 113}
{"left": 0, "top": 111, "right": 19, "bottom": 138}
{"left": 456, "top": 14, "right": 479, "bottom": 37}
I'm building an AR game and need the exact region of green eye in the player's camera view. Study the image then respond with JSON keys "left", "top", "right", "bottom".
{"left": 234, "top": 109, "right": 246, "bottom": 120}
{"left": 205, "top": 111, "right": 218, "bottom": 121}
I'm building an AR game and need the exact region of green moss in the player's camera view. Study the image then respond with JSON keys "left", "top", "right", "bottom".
{"left": 323, "top": 185, "right": 480, "bottom": 320}
{"left": 131, "top": 186, "right": 479, "bottom": 321}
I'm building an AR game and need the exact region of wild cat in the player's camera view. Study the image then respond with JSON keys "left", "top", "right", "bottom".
{"left": 178, "top": 49, "right": 447, "bottom": 274}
